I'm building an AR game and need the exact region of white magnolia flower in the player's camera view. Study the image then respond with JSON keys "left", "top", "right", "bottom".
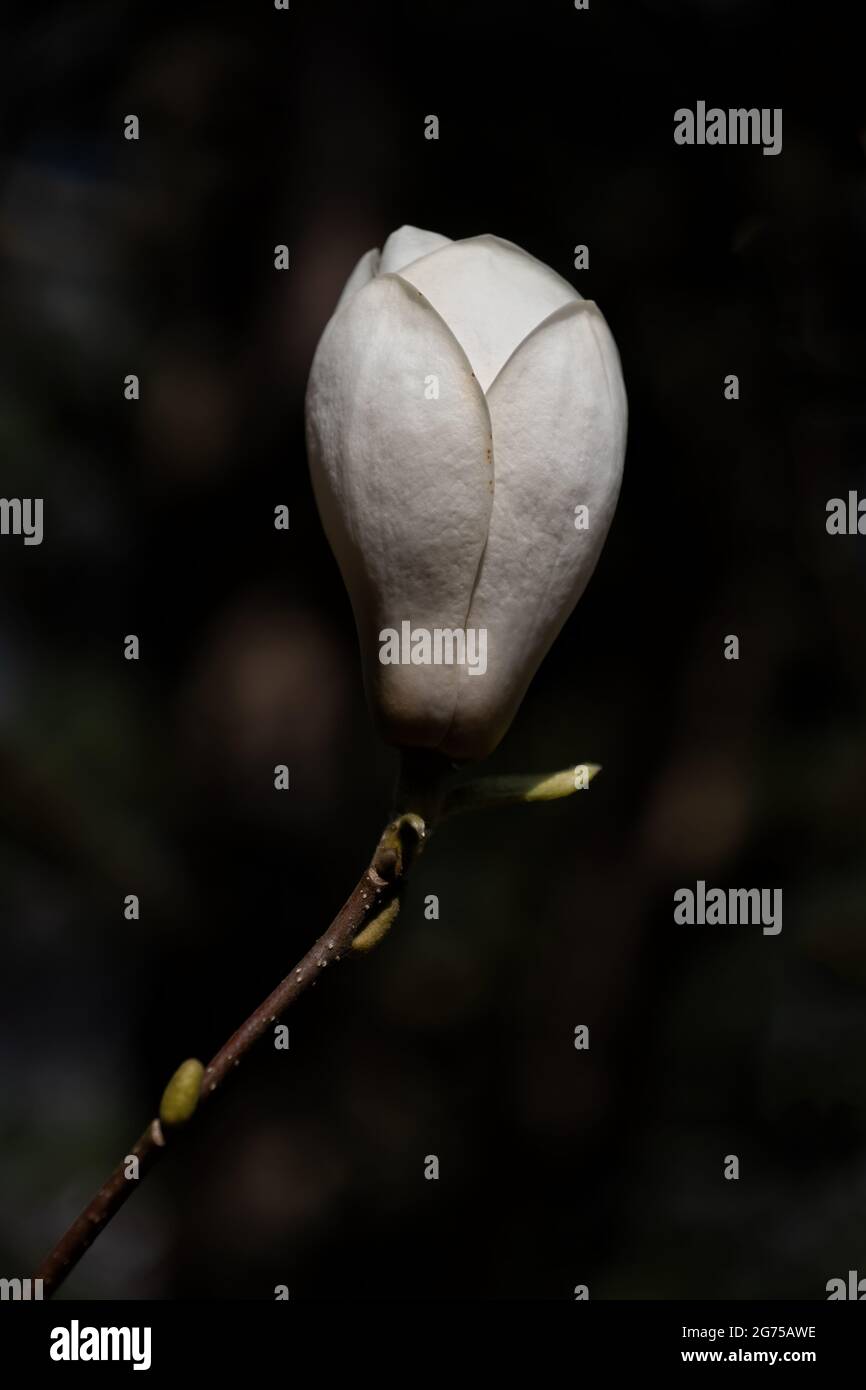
{"left": 306, "top": 225, "right": 627, "bottom": 761}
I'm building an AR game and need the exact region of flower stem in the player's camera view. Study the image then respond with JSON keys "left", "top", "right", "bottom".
{"left": 33, "top": 814, "right": 422, "bottom": 1299}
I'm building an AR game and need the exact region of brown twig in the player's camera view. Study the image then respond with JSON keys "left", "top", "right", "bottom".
{"left": 33, "top": 751, "right": 590, "bottom": 1297}
{"left": 34, "top": 808, "right": 429, "bottom": 1299}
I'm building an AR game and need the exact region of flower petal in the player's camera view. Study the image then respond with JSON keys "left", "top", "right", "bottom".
{"left": 333, "top": 246, "right": 380, "bottom": 314}
{"left": 306, "top": 271, "right": 494, "bottom": 749}
{"left": 397, "top": 234, "right": 579, "bottom": 392}
{"left": 443, "top": 299, "right": 627, "bottom": 760}
{"left": 379, "top": 224, "right": 452, "bottom": 275}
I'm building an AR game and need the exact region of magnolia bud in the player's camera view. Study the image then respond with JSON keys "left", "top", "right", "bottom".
{"left": 306, "top": 225, "right": 627, "bottom": 761}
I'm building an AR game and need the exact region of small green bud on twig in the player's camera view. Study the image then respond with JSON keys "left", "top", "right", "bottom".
{"left": 159, "top": 1059, "right": 205, "bottom": 1128}
{"left": 352, "top": 893, "right": 402, "bottom": 953}
{"left": 443, "top": 763, "right": 601, "bottom": 818}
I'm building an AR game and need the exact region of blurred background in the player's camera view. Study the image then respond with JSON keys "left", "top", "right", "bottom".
{"left": 1, "top": 0, "right": 865, "bottom": 1299}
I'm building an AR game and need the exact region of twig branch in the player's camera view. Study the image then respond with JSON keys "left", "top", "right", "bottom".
{"left": 33, "top": 754, "right": 593, "bottom": 1298}
{"left": 34, "top": 808, "right": 429, "bottom": 1299}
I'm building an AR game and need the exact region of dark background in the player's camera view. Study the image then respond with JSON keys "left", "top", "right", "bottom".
{"left": 1, "top": 0, "right": 865, "bottom": 1299}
